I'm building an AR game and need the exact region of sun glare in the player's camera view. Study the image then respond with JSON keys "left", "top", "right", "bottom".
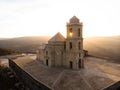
{"left": 0, "top": 0, "right": 120, "bottom": 38}
{"left": 69, "top": 32, "right": 73, "bottom": 37}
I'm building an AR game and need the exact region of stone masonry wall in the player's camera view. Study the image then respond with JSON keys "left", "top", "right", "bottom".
{"left": 9, "top": 59, "right": 52, "bottom": 90}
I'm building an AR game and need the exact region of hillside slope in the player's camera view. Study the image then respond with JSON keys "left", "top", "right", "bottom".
{"left": 0, "top": 36, "right": 119, "bottom": 63}
{"left": 0, "top": 36, "right": 51, "bottom": 52}
{"left": 84, "top": 36, "right": 120, "bottom": 63}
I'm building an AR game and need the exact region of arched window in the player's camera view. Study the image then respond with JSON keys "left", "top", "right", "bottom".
{"left": 79, "top": 53, "right": 81, "bottom": 57}
{"left": 70, "top": 28, "right": 72, "bottom": 32}
{"left": 78, "top": 42, "right": 80, "bottom": 50}
{"left": 78, "top": 28, "right": 80, "bottom": 37}
{"left": 69, "top": 28, "right": 73, "bottom": 37}
{"left": 64, "top": 43, "right": 66, "bottom": 49}
{"left": 69, "top": 61, "right": 73, "bottom": 69}
{"left": 79, "top": 59, "right": 81, "bottom": 68}
{"left": 46, "top": 51, "right": 48, "bottom": 55}
{"left": 69, "top": 42, "right": 72, "bottom": 49}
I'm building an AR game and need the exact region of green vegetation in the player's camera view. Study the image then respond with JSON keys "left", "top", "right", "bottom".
{"left": 0, "top": 65, "right": 24, "bottom": 90}
{"left": 0, "top": 65, "right": 9, "bottom": 76}
{"left": 0, "top": 65, "right": 15, "bottom": 90}
{"left": 0, "top": 48, "right": 18, "bottom": 56}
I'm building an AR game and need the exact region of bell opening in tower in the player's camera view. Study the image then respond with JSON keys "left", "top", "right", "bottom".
{"left": 69, "top": 28, "right": 73, "bottom": 37}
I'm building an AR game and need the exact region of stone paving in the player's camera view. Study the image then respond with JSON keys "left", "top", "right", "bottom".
{"left": 13, "top": 55, "right": 120, "bottom": 90}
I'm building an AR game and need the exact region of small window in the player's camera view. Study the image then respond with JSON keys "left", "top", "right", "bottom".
{"left": 70, "top": 28, "right": 72, "bottom": 32}
{"left": 78, "top": 59, "right": 81, "bottom": 68}
{"left": 69, "top": 42, "right": 72, "bottom": 49}
{"left": 46, "top": 51, "right": 48, "bottom": 55}
{"left": 64, "top": 43, "right": 66, "bottom": 49}
{"left": 79, "top": 53, "right": 81, "bottom": 57}
{"left": 69, "top": 61, "right": 73, "bottom": 69}
{"left": 78, "top": 28, "right": 80, "bottom": 37}
{"left": 78, "top": 42, "right": 80, "bottom": 50}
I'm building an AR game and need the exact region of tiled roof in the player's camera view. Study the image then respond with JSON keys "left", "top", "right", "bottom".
{"left": 12, "top": 56, "right": 120, "bottom": 90}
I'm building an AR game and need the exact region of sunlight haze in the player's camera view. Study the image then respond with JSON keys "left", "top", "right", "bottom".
{"left": 0, "top": 0, "right": 120, "bottom": 38}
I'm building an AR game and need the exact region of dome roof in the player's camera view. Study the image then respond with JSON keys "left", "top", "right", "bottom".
{"left": 48, "top": 32, "right": 65, "bottom": 43}
{"left": 70, "top": 16, "right": 79, "bottom": 23}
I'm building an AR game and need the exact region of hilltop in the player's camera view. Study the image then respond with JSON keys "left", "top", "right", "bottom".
{"left": 0, "top": 35, "right": 119, "bottom": 63}
{"left": 84, "top": 36, "right": 120, "bottom": 63}
{"left": 0, "top": 36, "right": 51, "bottom": 53}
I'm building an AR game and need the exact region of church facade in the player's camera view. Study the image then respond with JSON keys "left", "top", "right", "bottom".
{"left": 37, "top": 16, "right": 85, "bottom": 69}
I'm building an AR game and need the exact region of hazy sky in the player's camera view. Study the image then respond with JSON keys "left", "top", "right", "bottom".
{"left": 0, "top": 0, "right": 120, "bottom": 38}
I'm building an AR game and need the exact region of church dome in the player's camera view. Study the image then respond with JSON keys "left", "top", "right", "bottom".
{"left": 70, "top": 16, "right": 79, "bottom": 23}
{"left": 48, "top": 32, "right": 65, "bottom": 43}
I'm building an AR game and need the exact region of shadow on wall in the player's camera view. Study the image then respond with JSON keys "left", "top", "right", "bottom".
{"left": 9, "top": 59, "right": 52, "bottom": 90}
{"left": 103, "top": 81, "right": 120, "bottom": 90}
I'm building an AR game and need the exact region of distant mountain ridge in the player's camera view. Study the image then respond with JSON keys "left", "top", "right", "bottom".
{"left": 0, "top": 36, "right": 51, "bottom": 52}
{"left": 0, "top": 38, "right": 9, "bottom": 40}
{"left": 0, "top": 35, "right": 119, "bottom": 63}
{"left": 84, "top": 35, "right": 120, "bottom": 63}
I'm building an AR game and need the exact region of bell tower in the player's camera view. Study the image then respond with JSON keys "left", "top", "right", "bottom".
{"left": 66, "top": 16, "right": 84, "bottom": 69}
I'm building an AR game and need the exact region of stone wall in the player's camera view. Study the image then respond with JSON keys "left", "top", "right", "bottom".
{"left": 9, "top": 59, "right": 52, "bottom": 90}
{"left": 103, "top": 81, "right": 120, "bottom": 90}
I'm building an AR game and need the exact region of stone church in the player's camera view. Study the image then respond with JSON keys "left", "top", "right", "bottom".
{"left": 37, "top": 16, "right": 85, "bottom": 69}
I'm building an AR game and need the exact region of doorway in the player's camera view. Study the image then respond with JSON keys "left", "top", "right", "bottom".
{"left": 46, "top": 59, "right": 48, "bottom": 66}
{"left": 79, "top": 59, "right": 81, "bottom": 68}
